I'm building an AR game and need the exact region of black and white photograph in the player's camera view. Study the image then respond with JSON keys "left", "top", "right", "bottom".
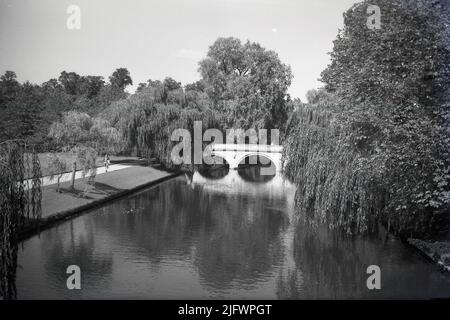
{"left": 1, "top": 0, "right": 450, "bottom": 309}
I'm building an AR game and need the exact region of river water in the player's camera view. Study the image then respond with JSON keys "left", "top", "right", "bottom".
{"left": 16, "top": 167, "right": 450, "bottom": 299}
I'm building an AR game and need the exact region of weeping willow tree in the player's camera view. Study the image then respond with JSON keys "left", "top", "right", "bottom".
{"left": 76, "top": 146, "right": 98, "bottom": 197}
{"left": 104, "top": 87, "right": 223, "bottom": 172}
{"left": 285, "top": 106, "right": 391, "bottom": 235}
{"left": 284, "top": 102, "right": 447, "bottom": 237}
{"left": 135, "top": 106, "right": 221, "bottom": 172}
{"left": 0, "top": 140, "right": 42, "bottom": 300}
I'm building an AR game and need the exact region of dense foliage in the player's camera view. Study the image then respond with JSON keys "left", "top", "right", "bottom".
{"left": 48, "top": 111, "right": 123, "bottom": 154}
{"left": 284, "top": 0, "right": 450, "bottom": 237}
{"left": 0, "top": 68, "right": 132, "bottom": 146}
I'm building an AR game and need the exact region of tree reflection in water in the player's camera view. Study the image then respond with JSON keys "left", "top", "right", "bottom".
{"left": 16, "top": 166, "right": 450, "bottom": 299}
{"left": 276, "top": 221, "right": 450, "bottom": 299}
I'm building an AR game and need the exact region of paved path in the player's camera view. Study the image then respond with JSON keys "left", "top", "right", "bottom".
{"left": 26, "top": 164, "right": 132, "bottom": 187}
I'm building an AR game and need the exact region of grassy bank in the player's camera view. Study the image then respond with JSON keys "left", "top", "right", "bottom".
{"left": 19, "top": 164, "right": 180, "bottom": 240}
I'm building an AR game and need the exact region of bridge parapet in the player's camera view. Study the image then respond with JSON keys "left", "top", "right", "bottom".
{"left": 211, "top": 143, "right": 282, "bottom": 153}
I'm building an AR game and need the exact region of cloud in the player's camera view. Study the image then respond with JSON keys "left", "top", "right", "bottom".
{"left": 176, "top": 48, "right": 204, "bottom": 60}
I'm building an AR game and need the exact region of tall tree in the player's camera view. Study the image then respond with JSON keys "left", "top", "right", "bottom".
{"left": 199, "top": 37, "right": 293, "bottom": 130}
{"left": 58, "top": 71, "right": 81, "bottom": 95}
{"left": 163, "top": 77, "right": 182, "bottom": 91}
{"left": 0, "top": 81, "right": 45, "bottom": 142}
{"left": 78, "top": 75, "right": 105, "bottom": 98}
{"left": 109, "top": 68, "right": 133, "bottom": 90}
{"left": 0, "top": 71, "right": 20, "bottom": 105}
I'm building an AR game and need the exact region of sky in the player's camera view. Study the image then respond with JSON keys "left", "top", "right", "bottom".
{"left": 0, "top": 0, "right": 358, "bottom": 101}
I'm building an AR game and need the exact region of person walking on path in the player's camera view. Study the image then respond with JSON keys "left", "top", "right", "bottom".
{"left": 104, "top": 153, "right": 110, "bottom": 172}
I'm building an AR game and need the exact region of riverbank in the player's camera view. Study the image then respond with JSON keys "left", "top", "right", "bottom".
{"left": 19, "top": 164, "right": 181, "bottom": 240}
{"left": 408, "top": 238, "right": 450, "bottom": 273}
{"left": 404, "top": 206, "right": 450, "bottom": 274}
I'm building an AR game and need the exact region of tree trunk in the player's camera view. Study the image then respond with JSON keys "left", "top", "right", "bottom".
{"left": 57, "top": 176, "right": 60, "bottom": 193}
{"left": 71, "top": 161, "right": 76, "bottom": 189}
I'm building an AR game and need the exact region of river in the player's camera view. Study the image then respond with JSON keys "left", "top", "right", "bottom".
{"left": 16, "top": 166, "right": 450, "bottom": 299}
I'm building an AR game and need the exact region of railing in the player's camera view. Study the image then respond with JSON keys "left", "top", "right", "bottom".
{"left": 211, "top": 143, "right": 283, "bottom": 153}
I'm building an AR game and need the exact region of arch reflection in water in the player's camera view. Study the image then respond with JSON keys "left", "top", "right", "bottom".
{"left": 192, "top": 165, "right": 294, "bottom": 199}
{"left": 197, "top": 164, "right": 229, "bottom": 180}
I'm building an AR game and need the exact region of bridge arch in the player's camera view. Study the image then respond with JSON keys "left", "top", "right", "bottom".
{"left": 235, "top": 152, "right": 276, "bottom": 168}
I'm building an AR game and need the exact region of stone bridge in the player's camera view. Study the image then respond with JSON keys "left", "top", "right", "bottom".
{"left": 208, "top": 144, "right": 283, "bottom": 172}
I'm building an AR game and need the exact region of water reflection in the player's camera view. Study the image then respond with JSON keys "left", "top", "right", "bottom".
{"left": 15, "top": 166, "right": 450, "bottom": 299}
{"left": 192, "top": 168, "right": 293, "bottom": 198}
{"left": 237, "top": 166, "right": 275, "bottom": 183}
{"left": 197, "top": 165, "right": 229, "bottom": 180}
{"left": 277, "top": 223, "right": 450, "bottom": 299}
